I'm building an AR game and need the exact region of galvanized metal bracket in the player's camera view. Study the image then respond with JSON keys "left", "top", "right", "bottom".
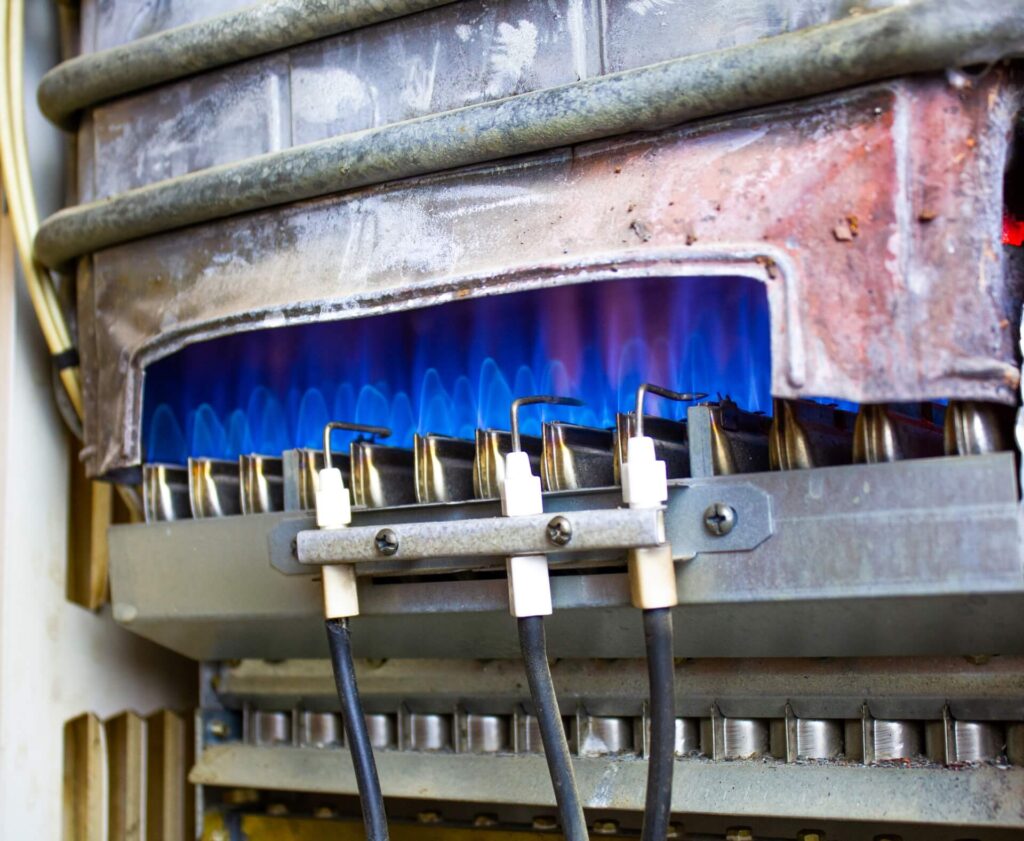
{"left": 296, "top": 507, "right": 666, "bottom": 566}
{"left": 270, "top": 480, "right": 773, "bottom": 574}
{"left": 269, "top": 516, "right": 317, "bottom": 575}
{"left": 663, "top": 480, "right": 773, "bottom": 559}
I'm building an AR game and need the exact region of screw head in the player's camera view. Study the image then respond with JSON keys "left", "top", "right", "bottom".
{"left": 703, "top": 502, "right": 736, "bottom": 536}
{"left": 374, "top": 528, "right": 399, "bottom": 556}
{"left": 546, "top": 515, "right": 573, "bottom": 546}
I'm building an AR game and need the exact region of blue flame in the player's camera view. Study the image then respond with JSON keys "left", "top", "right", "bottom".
{"left": 143, "top": 274, "right": 773, "bottom": 463}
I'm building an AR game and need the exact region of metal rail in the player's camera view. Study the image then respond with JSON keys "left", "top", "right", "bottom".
{"left": 296, "top": 507, "right": 666, "bottom": 566}
{"left": 33, "top": 0, "right": 1024, "bottom": 269}
{"left": 190, "top": 745, "right": 1024, "bottom": 830}
{"left": 214, "top": 656, "right": 1024, "bottom": 721}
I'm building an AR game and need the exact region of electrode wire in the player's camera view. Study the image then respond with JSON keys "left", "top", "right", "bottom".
{"left": 326, "top": 617, "right": 390, "bottom": 841}
{"left": 633, "top": 384, "right": 706, "bottom": 438}
{"left": 510, "top": 394, "right": 583, "bottom": 453}
{"left": 641, "top": 607, "right": 675, "bottom": 841}
{"left": 323, "top": 420, "right": 391, "bottom": 469}
{"left": 517, "top": 615, "right": 588, "bottom": 841}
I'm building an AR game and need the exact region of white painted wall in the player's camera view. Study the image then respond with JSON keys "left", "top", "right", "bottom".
{"left": 0, "top": 4, "right": 195, "bottom": 838}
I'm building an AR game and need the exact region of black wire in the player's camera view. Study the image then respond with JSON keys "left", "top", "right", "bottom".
{"left": 517, "top": 615, "right": 588, "bottom": 841}
{"left": 50, "top": 362, "right": 83, "bottom": 441}
{"left": 326, "top": 617, "right": 389, "bottom": 841}
{"left": 641, "top": 608, "right": 675, "bottom": 841}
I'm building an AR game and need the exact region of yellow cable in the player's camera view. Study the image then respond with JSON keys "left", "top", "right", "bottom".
{"left": 9, "top": 0, "right": 71, "bottom": 351}
{"left": 2, "top": 0, "right": 142, "bottom": 525}
{"left": 8, "top": 0, "right": 34, "bottom": 230}
{"left": 1, "top": 0, "right": 83, "bottom": 416}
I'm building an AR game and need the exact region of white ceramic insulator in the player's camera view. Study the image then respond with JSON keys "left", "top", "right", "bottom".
{"left": 501, "top": 452, "right": 550, "bottom": 616}
{"left": 316, "top": 467, "right": 358, "bottom": 617}
{"left": 623, "top": 436, "right": 677, "bottom": 607}
{"left": 500, "top": 450, "right": 543, "bottom": 517}
{"left": 621, "top": 435, "right": 668, "bottom": 508}
{"left": 506, "top": 555, "right": 553, "bottom": 617}
{"left": 628, "top": 544, "right": 679, "bottom": 609}
{"left": 322, "top": 563, "right": 360, "bottom": 619}
{"left": 315, "top": 467, "right": 352, "bottom": 529}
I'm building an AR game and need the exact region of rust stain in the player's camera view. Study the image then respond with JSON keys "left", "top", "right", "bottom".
{"left": 754, "top": 255, "right": 779, "bottom": 280}
{"left": 833, "top": 220, "right": 854, "bottom": 241}
{"left": 629, "top": 219, "right": 652, "bottom": 242}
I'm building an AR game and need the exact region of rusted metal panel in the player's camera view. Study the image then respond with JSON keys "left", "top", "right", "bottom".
{"left": 79, "top": 73, "right": 1021, "bottom": 477}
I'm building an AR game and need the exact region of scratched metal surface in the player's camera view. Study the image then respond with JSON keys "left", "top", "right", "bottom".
{"left": 601, "top": 0, "right": 874, "bottom": 72}
{"left": 80, "top": 0, "right": 259, "bottom": 53}
{"left": 75, "top": 0, "right": 902, "bottom": 201}
{"left": 89, "top": 55, "right": 293, "bottom": 200}
{"left": 76, "top": 72, "right": 1022, "bottom": 476}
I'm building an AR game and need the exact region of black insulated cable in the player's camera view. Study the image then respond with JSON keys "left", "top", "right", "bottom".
{"left": 326, "top": 617, "right": 389, "bottom": 841}
{"left": 641, "top": 608, "right": 675, "bottom": 841}
{"left": 517, "top": 615, "right": 588, "bottom": 841}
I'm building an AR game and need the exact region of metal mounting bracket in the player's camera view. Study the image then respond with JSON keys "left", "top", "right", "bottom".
{"left": 270, "top": 480, "right": 773, "bottom": 575}
{"left": 297, "top": 507, "right": 666, "bottom": 566}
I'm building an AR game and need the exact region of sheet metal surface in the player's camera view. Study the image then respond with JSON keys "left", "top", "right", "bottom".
{"left": 79, "top": 73, "right": 1023, "bottom": 477}
{"left": 75, "top": 0, "right": 887, "bottom": 200}
{"left": 190, "top": 745, "right": 1024, "bottom": 828}
{"left": 216, "top": 656, "right": 1024, "bottom": 721}
{"left": 107, "top": 454, "right": 1024, "bottom": 660}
